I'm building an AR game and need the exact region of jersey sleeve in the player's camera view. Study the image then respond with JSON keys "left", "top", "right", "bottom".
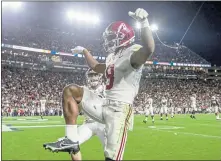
{"left": 123, "top": 44, "right": 143, "bottom": 70}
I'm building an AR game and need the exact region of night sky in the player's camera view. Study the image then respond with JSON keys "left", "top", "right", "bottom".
{"left": 3, "top": 1, "right": 221, "bottom": 66}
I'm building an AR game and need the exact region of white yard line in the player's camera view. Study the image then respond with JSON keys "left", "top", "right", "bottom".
{"left": 161, "top": 121, "right": 221, "bottom": 127}
{"left": 154, "top": 129, "right": 221, "bottom": 139}
{"left": 135, "top": 126, "right": 221, "bottom": 139}
{"left": 2, "top": 121, "right": 62, "bottom": 124}
{"left": 11, "top": 125, "right": 66, "bottom": 128}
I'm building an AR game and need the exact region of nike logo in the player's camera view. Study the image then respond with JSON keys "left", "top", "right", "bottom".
{"left": 61, "top": 143, "right": 73, "bottom": 146}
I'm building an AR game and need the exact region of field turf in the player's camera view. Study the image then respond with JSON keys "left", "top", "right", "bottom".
{"left": 2, "top": 114, "right": 221, "bottom": 160}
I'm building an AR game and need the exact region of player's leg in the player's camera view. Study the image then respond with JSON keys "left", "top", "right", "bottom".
{"left": 103, "top": 103, "right": 133, "bottom": 161}
{"left": 94, "top": 122, "right": 106, "bottom": 149}
{"left": 44, "top": 84, "right": 83, "bottom": 160}
{"left": 192, "top": 107, "right": 196, "bottom": 119}
{"left": 190, "top": 107, "right": 193, "bottom": 118}
{"left": 165, "top": 107, "right": 168, "bottom": 120}
{"left": 78, "top": 123, "right": 96, "bottom": 145}
{"left": 171, "top": 107, "right": 174, "bottom": 118}
{"left": 143, "top": 109, "right": 149, "bottom": 123}
{"left": 71, "top": 122, "right": 106, "bottom": 160}
{"left": 215, "top": 106, "right": 220, "bottom": 120}
{"left": 58, "top": 122, "right": 104, "bottom": 145}
{"left": 150, "top": 108, "right": 154, "bottom": 123}
{"left": 40, "top": 111, "right": 44, "bottom": 119}
{"left": 160, "top": 107, "right": 163, "bottom": 120}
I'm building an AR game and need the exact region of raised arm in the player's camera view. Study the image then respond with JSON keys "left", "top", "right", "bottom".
{"left": 129, "top": 8, "right": 155, "bottom": 69}
{"left": 71, "top": 46, "right": 106, "bottom": 73}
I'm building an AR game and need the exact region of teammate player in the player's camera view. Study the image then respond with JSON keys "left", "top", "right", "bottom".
{"left": 190, "top": 94, "right": 197, "bottom": 119}
{"left": 43, "top": 8, "right": 155, "bottom": 161}
{"left": 210, "top": 96, "right": 220, "bottom": 120}
{"left": 58, "top": 69, "right": 106, "bottom": 157}
{"left": 40, "top": 98, "right": 47, "bottom": 119}
{"left": 143, "top": 94, "right": 154, "bottom": 124}
{"left": 160, "top": 96, "right": 168, "bottom": 120}
{"left": 168, "top": 98, "right": 174, "bottom": 118}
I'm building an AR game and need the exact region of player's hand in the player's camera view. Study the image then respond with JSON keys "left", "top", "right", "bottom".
{"left": 128, "top": 8, "right": 149, "bottom": 22}
{"left": 71, "top": 46, "right": 86, "bottom": 54}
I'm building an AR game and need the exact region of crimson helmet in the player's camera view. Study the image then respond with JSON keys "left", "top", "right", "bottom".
{"left": 86, "top": 68, "right": 103, "bottom": 88}
{"left": 103, "top": 21, "right": 135, "bottom": 53}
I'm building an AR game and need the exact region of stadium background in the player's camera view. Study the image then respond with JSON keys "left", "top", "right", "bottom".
{"left": 1, "top": 1, "right": 221, "bottom": 160}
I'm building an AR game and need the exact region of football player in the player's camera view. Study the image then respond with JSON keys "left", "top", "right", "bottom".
{"left": 40, "top": 97, "right": 47, "bottom": 119}
{"left": 160, "top": 96, "right": 168, "bottom": 120}
{"left": 168, "top": 98, "right": 174, "bottom": 118}
{"left": 58, "top": 69, "right": 106, "bottom": 157}
{"left": 43, "top": 8, "right": 155, "bottom": 161}
{"left": 190, "top": 94, "right": 197, "bottom": 119}
{"left": 143, "top": 94, "right": 154, "bottom": 124}
{"left": 210, "top": 96, "right": 220, "bottom": 120}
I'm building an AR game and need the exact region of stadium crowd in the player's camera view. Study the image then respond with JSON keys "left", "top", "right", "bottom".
{"left": 134, "top": 78, "right": 221, "bottom": 113}
{"left": 1, "top": 66, "right": 220, "bottom": 116}
{"left": 2, "top": 23, "right": 210, "bottom": 64}
{"left": 1, "top": 21, "right": 216, "bottom": 117}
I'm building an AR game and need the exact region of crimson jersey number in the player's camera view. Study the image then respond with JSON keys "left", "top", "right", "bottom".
{"left": 105, "top": 64, "right": 115, "bottom": 90}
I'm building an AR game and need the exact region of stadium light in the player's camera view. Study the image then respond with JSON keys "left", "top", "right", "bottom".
{"left": 67, "top": 10, "right": 75, "bottom": 20}
{"left": 3, "top": 2, "right": 22, "bottom": 9}
{"left": 92, "top": 15, "right": 99, "bottom": 24}
{"left": 66, "top": 10, "right": 100, "bottom": 24}
{"left": 150, "top": 24, "right": 158, "bottom": 31}
{"left": 11, "top": 2, "right": 22, "bottom": 9}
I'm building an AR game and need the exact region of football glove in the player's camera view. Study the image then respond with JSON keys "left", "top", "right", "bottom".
{"left": 71, "top": 46, "right": 85, "bottom": 54}
{"left": 128, "top": 8, "right": 150, "bottom": 28}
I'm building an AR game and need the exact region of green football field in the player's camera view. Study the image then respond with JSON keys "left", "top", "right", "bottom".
{"left": 2, "top": 114, "right": 221, "bottom": 160}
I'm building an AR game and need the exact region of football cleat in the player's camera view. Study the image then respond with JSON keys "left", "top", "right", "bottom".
{"left": 160, "top": 118, "right": 163, "bottom": 120}
{"left": 143, "top": 120, "right": 147, "bottom": 124}
{"left": 43, "top": 137, "right": 80, "bottom": 154}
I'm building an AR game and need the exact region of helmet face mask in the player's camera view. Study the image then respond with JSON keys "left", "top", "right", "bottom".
{"left": 86, "top": 69, "right": 102, "bottom": 89}
{"left": 103, "top": 21, "right": 135, "bottom": 53}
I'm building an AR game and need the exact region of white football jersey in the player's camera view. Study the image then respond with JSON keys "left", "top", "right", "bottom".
{"left": 190, "top": 96, "right": 196, "bottom": 107}
{"left": 84, "top": 85, "right": 104, "bottom": 123}
{"left": 40, "top": 100, "right": 46, "bottom": 108}
{"left": 146, "top": 98, "right": 153, "bottom": 109}
{"left": 104, "top": 44, "right": 143, "bottom": 104}
{"left": 211, "top": 99, "right": 218, "bottom": 107}
{"left": 161, "top": 99, "right": 167, "bottom": 107}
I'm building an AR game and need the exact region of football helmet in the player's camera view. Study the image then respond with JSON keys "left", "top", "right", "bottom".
{"left": 86, "top": 68, "right": 103, "bottom": 89}
{"left": 192, "top": 94, "right": 196, "bottom": 98}
{"left": 103, "top": 21, "right": 135, "bottom": 53}
{"left": 212, "top": 96, "right": 216, "bottom": 100}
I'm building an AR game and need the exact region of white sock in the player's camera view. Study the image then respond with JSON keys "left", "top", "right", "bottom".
{"left": 65, "top": 125, "right": 79, "bottom": 142}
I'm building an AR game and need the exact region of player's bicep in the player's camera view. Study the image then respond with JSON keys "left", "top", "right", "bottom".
{"left": 130, "top": 45, "right": 153, "bottom": 69}
{"left": 93, "top": 63, "right": 106, "bottom": 74}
